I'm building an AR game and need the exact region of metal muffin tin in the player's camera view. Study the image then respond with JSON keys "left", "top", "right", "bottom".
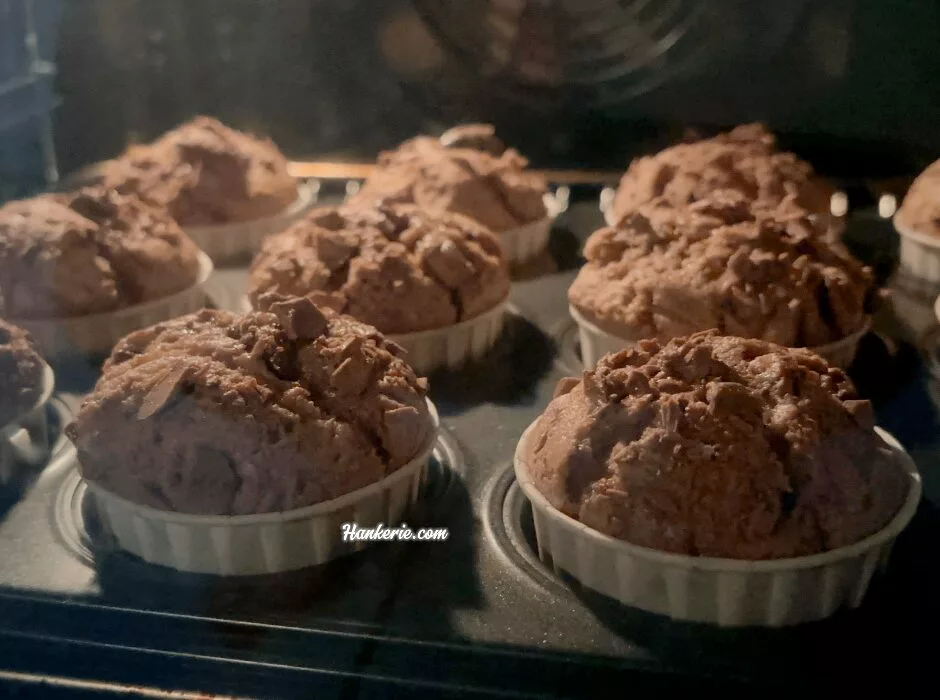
{"left": 0, "top": 182, "right": 938, "bottom": 698}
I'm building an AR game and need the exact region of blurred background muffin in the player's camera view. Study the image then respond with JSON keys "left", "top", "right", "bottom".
{"left": 349, "top": 124, "right": 548, "bottom": 235}
{"left": 97, "top": 116, "right": 299, "bottom": 227}
{"left": 0, "top": 319, "right": 46, "bottom": 426}
{"left": 0, "top": 187, "right": 202, "bottom": 319}
{"left": 569, "top": 190, "right": 875, "bottom": 366}
{"left": 608, "top": 124, "right": 835, "bottom": 234}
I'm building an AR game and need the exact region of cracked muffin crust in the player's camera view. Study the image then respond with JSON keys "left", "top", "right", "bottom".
{"left": 569, "top": 191, "right": 875, "bottom": 348}
{"left": 349, "top": 124, "right": 547, "bottom": 233}
{"left": 0, "top": 319, "right": 45, "bottom": 426}
{"left": 0, "top": 188, "right": 202, "bottom": 319}
{"left": 66, "top": 295, "right": 434, "bottom": 516}
{"left": 248, "top": 204, "right": 510, "bottom": 335}
{"left": 609, "top": 124, "right": 833, "bottom": 233}
{"left": 98, "top": 116, "right": 298, "bottom": 226}
{"left": 896, "top": 157, "right": 940, "bottom": 237}
{"left": 523, "top": 331, "right": 908, "bottom": 559}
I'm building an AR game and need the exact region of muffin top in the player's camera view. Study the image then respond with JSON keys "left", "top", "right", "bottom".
{"left": 523, "top": 331, "right": 908, "bottom": 559}
{"left": 66, "top": 295, "right": 434, "bottom": 515}
{"left": 98, "top": 116, "right": 298, "bottom": 226}
{"left": 896, "top": 158, "right": 940, "bottom": 237}
{"left": 569, "top": 191, "right": 874, "bottom": 348}
{"left": 609, "top": 124, "right": 833, "bottom": 231}
{"left": 248, "top": 203, "right": 510, "bottom": 334}
{"left": 0, "top": 319, "right": 46, "bottom": 426}
{"left": 349, "top": 124, "right": 547, "bottom": 232}
{"left": 0, "top": 188, "right": 202, "bottom": 319}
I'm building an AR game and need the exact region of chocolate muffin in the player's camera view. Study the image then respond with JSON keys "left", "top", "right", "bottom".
{"left": 609, "top": 124, "right": 833, "bottom": 232}
{"left": 0, "top": 319, "right": 45, "bottom": 426}
{"left": 349, "top": 124, "right": 547, "bottom": 233}
{"left": 98, "top": 116, "right": 298, "bottom": 226}
{"left": 896, "top": 157, "right": 940, "bottom": 237}
{"left": 569, "top": 191, "right": 874, "bottom": 348}
{"left": 0, "top": 188, "right": 202, "bottom": 319}
{"left": 248, "top": 204, "right": 510, "bottom": 335}
{"left": 523, "top": 330, "right": 908, "bottom": 559}
{"left": 66, "top": 296, "right": 434, "bottom": 516}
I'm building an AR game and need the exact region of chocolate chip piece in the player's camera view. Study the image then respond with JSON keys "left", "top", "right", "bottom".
{"left": 68, "top": 189, "right": 119, "bottom": 222}
{"left": 308, "top": 208, "right": 347, "bottom": 231}
{"left": 138, "top": 365, "right": 189, "bottom": 419}
{"left": 269, "top": 296, "right": 328, "bottom": 341}
{"left": 439, "top": 124, "right": 506, "bottom": 156}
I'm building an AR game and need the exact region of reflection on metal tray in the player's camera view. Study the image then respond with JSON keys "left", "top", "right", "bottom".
{"left": 1, "top": 185, "right": 939, "bottom": 698}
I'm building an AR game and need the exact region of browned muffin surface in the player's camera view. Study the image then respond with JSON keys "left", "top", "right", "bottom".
{"left": 249, "top": 204, "right": 510, "bottom": 334}
{"left": 523, "top": 331, "right": 908, "bottom": 559}
{"left": 0, "top": 188, "right": 201, "bottom": 319}
{"left": 0, "top": 319, "right": 45, "bottom": 426}
{"left": 610, "top": 123, "right": 833, "bottom": 232}
{"left": 99, "top": 116, "right": 298, "bottom": 226}
{"left": 349, "top": 124, "right": 547, "bottom": 232}
{"left": 570, "top": 191, "right": 874, "bottom": 348}
{"left": 67, "top": 297, "right": 433, "bottom": 515}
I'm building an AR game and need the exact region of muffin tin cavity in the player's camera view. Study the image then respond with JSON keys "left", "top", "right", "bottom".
{"left": 52, "top": 429, "right": 465, "bottom": 570}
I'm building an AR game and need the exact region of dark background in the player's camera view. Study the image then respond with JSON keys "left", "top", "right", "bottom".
{"left": 51, "top": 0, "right": 940, "bottom": 180}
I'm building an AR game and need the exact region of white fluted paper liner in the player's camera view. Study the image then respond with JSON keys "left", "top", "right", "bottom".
{"left": 388, "top": 299, "right": 509, "bottom": 374}
{"left": 571, "top": 304, "right": 870, "bottom": 370}
{"left": 9, "top": 253, "right": 213, "bottom": 360}
{"left": 243, "top": 295, "right": 508, "bottom": 375}
{"left": 1, "top": 363, "right": 54, "bottom": 482}
{"left": 514, "top": 423, "right": 921, "bottom": 627}
{"left": 501, "top": 193, "right": 562, "bottom": 265}
{"left": 184, "top": 183, "right": 317, "bottom": 265}
{"left": 894, "top": 216, "right": 940, "bottom": 284}
{"left": 84, "top": 400, "right": 440, "bottom": 576}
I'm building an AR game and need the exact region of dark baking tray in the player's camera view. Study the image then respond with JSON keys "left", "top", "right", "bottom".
{"left": 0, "top": 183, "right": 938, "bottom": 699}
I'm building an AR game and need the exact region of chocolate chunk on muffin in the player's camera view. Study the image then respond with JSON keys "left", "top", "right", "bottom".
{"left": 609, "top": 124, "right": 833, "bottom": 232}
{"left": 570, "top": 191, "right": 875, "bottom": 348}
{"left": 66, "top": 296, "right": 434, "bottom": 516}
{"left": 0, "top": 319, "right": 45, "bottom": 426}
{"left": 0, "top": 188, "right": 202, "bottom": 319}
{"left": 896, "top": 157, "right": 940, "bottom": 237}
{"left": 349, "top": 125, "right": 547, "bottom": 233}
{"left": 523, "top": 330, "right": 908, "bottom": 559}
{"left": 98, "top": 116, "right": 298, "bottom": 226}
{"left": 248, "top": 204, "right": 510, "bottom": 334}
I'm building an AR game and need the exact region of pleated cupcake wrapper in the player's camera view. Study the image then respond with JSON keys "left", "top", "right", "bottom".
{"left": 0, "top": 363, "right": 54, "bottom": 484}
{"left": 243, "top": 295, "right": 509, "bottom": 375}
{"left": 388, "top": 299, "right": 508, "bottom": 374}
{"left": 9, "top": 253, "right": 214, "bottom": 360}
{"left": 894, "top": 217, "right": 940, "bottom": 285}
{"left": 570, "top": 304, "right": 870, "bottom": 370}
{"left": 85, "top": 400, "right": 440, "bottom": 576}
{"left": 514, "top": 423, "right": 921, "bottom": 627}
{"left": 184, "top": 184, "right": 318, "bottom": 266}
{"left": 502, "top": 216, "right": 553, "bottom": 265}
